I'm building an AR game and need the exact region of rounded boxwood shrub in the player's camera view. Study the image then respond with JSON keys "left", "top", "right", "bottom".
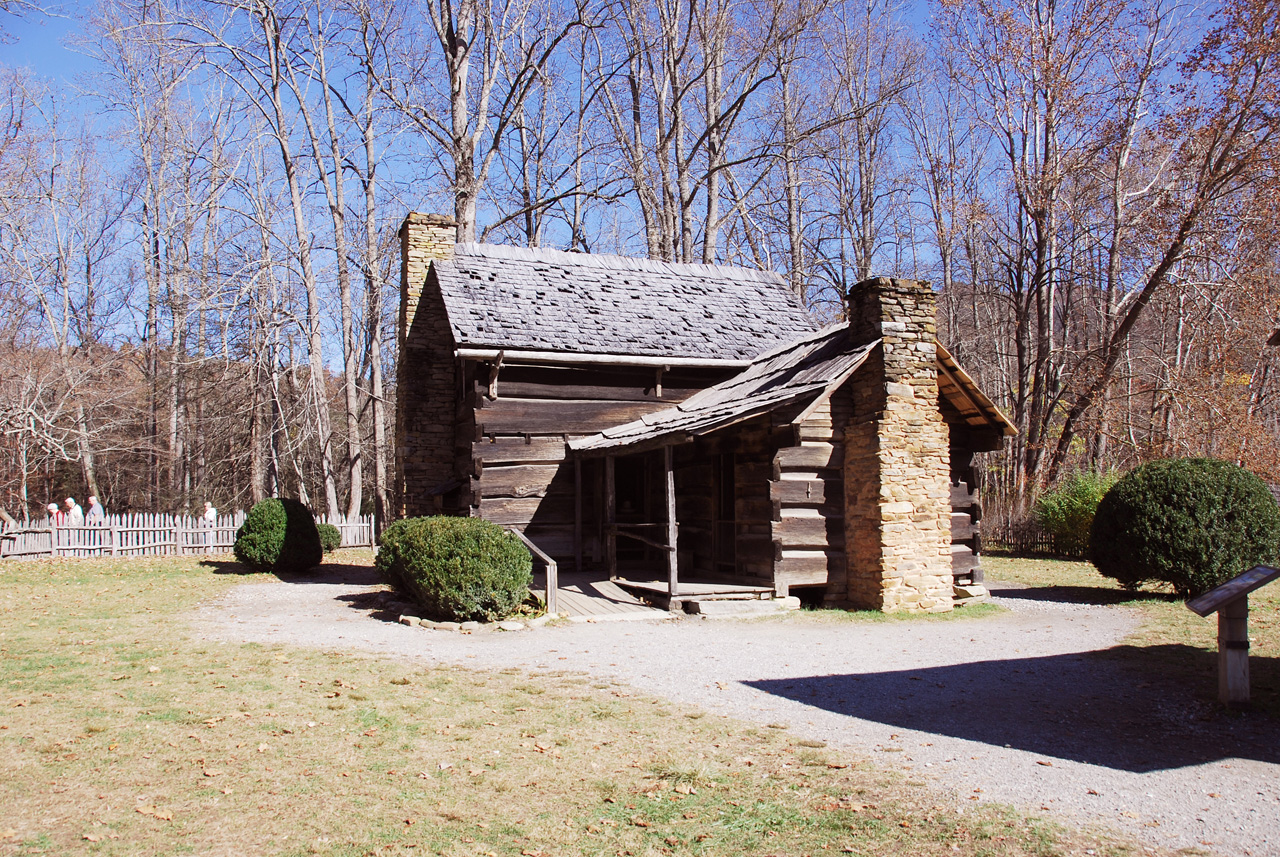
{"left": 1034, "top": 470, "right": 1117, "bottom": 557}
{"left": 376, "top": 516, "right": 532, "bottom": 622}
{"left": 233, "top": 498, "right": 324, "bottom": 574}
{"left": 317, "top": 522, "right": 342, "bottom": 554}
{"left": 1089, "top": 458, "right": 1280, "bottom": 597}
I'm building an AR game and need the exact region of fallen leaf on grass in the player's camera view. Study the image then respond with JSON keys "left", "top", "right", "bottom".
{"left": 135, "top": 806, "right": 173, "bottom": 821}
{"left": 83, "top": 834, "right": 100, "bottom": 842}
{"left": 202, "top": 769, "right": 221, "bottom": 778}
{"left": 257, "top": 743, "right": 269, "bottom": 753}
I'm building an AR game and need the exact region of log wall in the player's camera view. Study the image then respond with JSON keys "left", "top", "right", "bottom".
{"left": 770, "top": 394, "right": 850, "bottom": 596}
{"left": 461, "top": 362, "right": 732, "bottom": 565}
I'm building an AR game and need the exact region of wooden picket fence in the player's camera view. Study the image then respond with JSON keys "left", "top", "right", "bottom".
{"left": 0, "top": 512, "right": 376, "bottom": 560}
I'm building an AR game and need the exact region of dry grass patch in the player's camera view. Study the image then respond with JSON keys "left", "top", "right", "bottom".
{"left": 1, "top": 552, "right": 1153, "bottom": 856}
{"left": 985, "top": 554, "right": 1280, "bottom": 716}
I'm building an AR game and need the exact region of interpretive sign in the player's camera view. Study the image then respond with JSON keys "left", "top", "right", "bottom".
{"left": 1185, "top": 565, "right": 1280, "bottom": 705}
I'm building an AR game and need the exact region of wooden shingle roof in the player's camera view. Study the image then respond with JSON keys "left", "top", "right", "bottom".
{"left": 434, "top": 244, "right": 817, "bottom": 360}
{"left": 569, "top": 328, "right": 1017, "bottom": 456}
{"left": 569, "top": 325, "right": 876, "bottom": 455}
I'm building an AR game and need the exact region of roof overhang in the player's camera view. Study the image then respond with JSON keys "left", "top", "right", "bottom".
{"left": 936, "top": 343, "right": 1018, "bottom": 437}
{"left": 570, "top": 330, "right": 875, "bottom": 457}
{"left": 455, "top": 347, "right": 748, "bottom": 370}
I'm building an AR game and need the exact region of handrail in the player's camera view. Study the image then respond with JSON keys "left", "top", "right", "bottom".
{"left": 507, "top": 527, "right": 558, "bottom": 616}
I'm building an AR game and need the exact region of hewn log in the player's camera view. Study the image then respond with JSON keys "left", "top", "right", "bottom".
{"left": 775, "top": 443, "right": 843, "bottom": 469}
{"left": 770, "top": 478, "right": 842, "bottom": 507}
{"left": 775, "top": 549, "right": 843, "bottom": 585}
{"left": 951, "top": 545, "right": 980, "bottom": 574}
{"left": 774, "top": 515, "right": 845, "bottom": 549}
{"left": 475, "top": 436, "right": 569, "bottom": 465}
{"left": 478, "top": 463, "right": 564, "bottom": 498}
{"left": 478, "top": 496, "right": 574, "bottom": 526}
{"left": 950, "top": 512, "right": 978, "bottom": 540}
{"left": 477, "top": 398, "right": 663, "bottom": 435}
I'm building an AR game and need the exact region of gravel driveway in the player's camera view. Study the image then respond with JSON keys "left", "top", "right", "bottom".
{"left": 189, "top": 565, "right": 1280, "bottom": 857}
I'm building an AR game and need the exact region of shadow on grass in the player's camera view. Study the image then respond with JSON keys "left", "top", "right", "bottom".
{"left": 987, "top": 580, "right": 1181, "bottom": 607}
{"left": 200, "top": 558, "right": 380, "bottom": 587}
{"left": 745, "top": 644, "right": 1280, "bottom": 773}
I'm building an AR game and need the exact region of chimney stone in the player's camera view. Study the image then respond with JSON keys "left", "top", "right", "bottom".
{"left": 395, "top": 213, "right": 458, "bottom": 520}
{"left": 839, "top": 277, "right": 954, "bottom": 613}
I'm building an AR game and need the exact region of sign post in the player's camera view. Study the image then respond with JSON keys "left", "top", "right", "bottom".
{"left": 1186, "top": 565, "right": 1280, "bottom": 705}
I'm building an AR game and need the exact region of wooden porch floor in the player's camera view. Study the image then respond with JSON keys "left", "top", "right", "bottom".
{"left": 615, "top": 579, "right": 775, "bottom": 601}
{"left": 532, "top": 571, "right": 668, "bottom": 621}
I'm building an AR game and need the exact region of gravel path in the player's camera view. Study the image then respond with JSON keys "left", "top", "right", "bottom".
{"left": 189, "top": 567, "right": 1280, "bottom": 857}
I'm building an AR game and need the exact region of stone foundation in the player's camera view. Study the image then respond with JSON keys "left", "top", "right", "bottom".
{"left": 840, "top": 278, "right": 953, "bottom": 613}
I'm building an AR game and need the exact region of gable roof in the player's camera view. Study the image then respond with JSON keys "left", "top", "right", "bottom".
{"left": 434, "top": 244, "right": 817, "bottom": 361}
{"left": 569, "top": 325, "right": 876, "bottom": 456}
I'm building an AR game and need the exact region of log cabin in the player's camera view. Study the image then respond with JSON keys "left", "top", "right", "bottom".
{"left": 395, "top": 212, "right": 1015, "bottom": 613}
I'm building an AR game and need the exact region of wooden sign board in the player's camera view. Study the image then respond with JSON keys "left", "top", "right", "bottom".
{"left": 1186, "top": 565, "right": 1280, "bottom": 617}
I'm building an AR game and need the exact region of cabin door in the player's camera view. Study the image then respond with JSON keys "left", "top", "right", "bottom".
{"left": 614, "top": 453, "right": 655, "bottom": 566}
{"left": 713, "top": 452, "right": 736, "bottom": 574}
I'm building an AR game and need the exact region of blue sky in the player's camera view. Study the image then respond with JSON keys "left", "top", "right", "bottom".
{"left": 3, "top": 6, "right": 93, "bottom": 82}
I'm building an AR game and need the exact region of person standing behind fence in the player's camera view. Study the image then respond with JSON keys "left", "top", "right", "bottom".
{"left": 65, "top": 497, "right": 84, "bottom": 525}
{"left": 202, "top": 501, "right": 218, "bottom": 552}
{"left": 86, "top": 495, "right": 105, "bottom": 524}
{"left": 47, "top": 503, "right": 63, "bottom": 526}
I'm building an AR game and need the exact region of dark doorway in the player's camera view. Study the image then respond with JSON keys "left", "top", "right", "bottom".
{"left": 713, "top": 452, "right": 735, "bottom": 575}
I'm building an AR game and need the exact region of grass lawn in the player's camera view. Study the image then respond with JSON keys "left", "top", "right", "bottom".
{"left": 1, "top": 551, "right": 1152, "bottom": 857}
{"left": 984, "top": 553, "right": 1280, "bottom": 717}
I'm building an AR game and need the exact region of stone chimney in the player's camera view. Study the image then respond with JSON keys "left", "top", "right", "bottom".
{"left": 398, "top": 212, "right": 457, "bottom": 352}
{"left": 395, "top": 213, "right": 458, "bottom": 519}
{"left": 840, "top": 277, "right": 953, "bottom": 613}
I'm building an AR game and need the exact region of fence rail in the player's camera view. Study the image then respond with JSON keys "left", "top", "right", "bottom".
{"left": 983, "top": 519, "right": 1081, "bottom": 557}
{"left": 0, "top": 512, "right": 376, "bottom": 560}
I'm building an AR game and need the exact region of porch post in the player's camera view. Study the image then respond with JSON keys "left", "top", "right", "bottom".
{"left": 605, "top": 455, "right": 617, "bottom": 581}
{"left": 574, "top": 457, "right": 583, "bottom": 573}
{"left": 665, "top": 444, "right": 679, "bottom": 599}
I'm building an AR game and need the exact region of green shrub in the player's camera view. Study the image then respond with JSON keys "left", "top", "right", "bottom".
{"left": 376, "top": 516, "right": 532, "bottom": 622}
{"left": 233, "top": 498, "right": 324, "bottom": 574}
{"left": 317, "top": 522, "right": 342, "bottom": 553}
{"left": 1089, "top": 458, "right": 1280, "bottom": 597}
{"left": 1034, "top": 470, "right": 1117, "bottom": 557}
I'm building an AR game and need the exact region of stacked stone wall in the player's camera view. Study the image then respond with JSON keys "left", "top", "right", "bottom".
{"left": 838, "top": 278, "right": 953, "bottom": 613}
{"left": 395, "top": 213, "right": 459, "bottom": 518}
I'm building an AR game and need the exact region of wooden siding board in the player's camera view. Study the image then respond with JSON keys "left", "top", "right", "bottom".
{"left": 477, "top": 398, "right": 666, "bottom": 435}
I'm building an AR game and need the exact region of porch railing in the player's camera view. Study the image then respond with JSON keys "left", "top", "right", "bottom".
{"left": 508, "top": 527, "right": 558, "bottom": 616}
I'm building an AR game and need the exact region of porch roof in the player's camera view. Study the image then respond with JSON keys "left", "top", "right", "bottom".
{"left": 936, "top": 344, "right": 1018, "bottom": 436}
{"left": 568, "top": 326, "right": 1018, "bottom": 456}
{"left": 568, "top": 324, "right": 876, "bottom": 456}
